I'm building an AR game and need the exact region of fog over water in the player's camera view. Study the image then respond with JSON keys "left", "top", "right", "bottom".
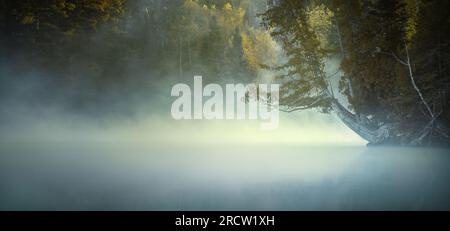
{"left": 1, "top": 0, "right": 450, "bottom": 212}
{"left": 0, "top": 58, "right": 448, "bottom": 211}
{"left": 1, "top": 113, "right": 449, "bottom": 211}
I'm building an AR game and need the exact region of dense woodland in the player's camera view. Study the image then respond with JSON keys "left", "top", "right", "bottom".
{"left": 262, "top": 0, "right": 450, "bottom": 146}
{"left": 0, "top": 0, "right": 281, "bottom": 117}
{"left": 0, "top": 0, "right": 449, "bottom": 146}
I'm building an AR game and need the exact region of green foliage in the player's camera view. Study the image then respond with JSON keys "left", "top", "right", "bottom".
{"left": 163, "top": 0, "right": 266, "bottom": 82}
{"left": 1, "top": 0, "right": 126, "bottom": 43}
{"left": 262, "top": 0, "right": 450, "bottom": 145}
{"left": 0, "top": 0, "right": 270, "bottom": 111}
{"left": 261, "top": 0, "right": 331, "bottom": 112}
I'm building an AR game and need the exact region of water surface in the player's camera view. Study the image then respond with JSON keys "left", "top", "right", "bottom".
{"left": 0, "top": 143, "right": 449, "bottom": 210}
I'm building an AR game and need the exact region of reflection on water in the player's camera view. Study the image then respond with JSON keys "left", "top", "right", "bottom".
{"left": 0, "top": 143, "right": 449, "bottom": 210}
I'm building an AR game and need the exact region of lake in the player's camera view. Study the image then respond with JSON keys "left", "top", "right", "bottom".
{"left": 1, "top": 142, "right": 449, "bottom": 210}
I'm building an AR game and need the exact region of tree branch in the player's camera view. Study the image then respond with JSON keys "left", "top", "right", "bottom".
{"left": 391, "top": 51, "right": 408, "bottom": 66}
{"left": 404, "top": 40, "right": 435, "bottom": 120}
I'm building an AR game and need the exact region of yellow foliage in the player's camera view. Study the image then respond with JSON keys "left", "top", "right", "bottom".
{"left": 223, "top": 2, "right": 233, "bottom": 11}
{"left": 241, "top": 28, "right": 278, "bottom": 71}
{"left": 306, "top": 4, "right": 333, "bottom": 49}
{"left": 66, "top": 3, "right": 76, "bottom": 11}
{"left": 63, "top": 29, "right": 76, "bottom": 38}
{"left": 21, "top": 15, "right": 34, "bottom": 25}
{"left": 179, "top": 0, "right": 212, "bottom": 37}
{"left": 404, "top": 0, "right": 418, "bottom": 42}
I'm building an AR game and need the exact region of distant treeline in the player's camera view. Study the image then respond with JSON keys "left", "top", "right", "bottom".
{"left": 1, "top": 0, "right": 449, "bottom": 146}
{"left": 0, "top": 0, "right": 276, "bottom": 114}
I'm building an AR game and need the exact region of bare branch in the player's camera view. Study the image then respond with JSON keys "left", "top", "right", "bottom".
{"left": 391, "top": 51, "right": 409, "bottom": 66}
{"left": 404, "top": 40, "right": 435, "bottom": 120}
{"left": 280, "top": 96, "right": 325, "bottom": 113}
{"left": 375, "top": 48, "right": 408, "bottom": 66}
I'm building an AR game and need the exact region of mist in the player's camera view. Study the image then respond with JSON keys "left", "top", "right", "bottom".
{"left": 1, "top": 0, "right": 449, "bottom": 211}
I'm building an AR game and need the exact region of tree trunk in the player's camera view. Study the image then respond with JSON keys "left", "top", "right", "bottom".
{"left": 179, "top": 37, "right": 183, "bottom": 78}
{"left": 188, "top": 38, "right": 192, "bottom": 66}
{"left": 328, "top": 95, "right": 391, "bottom": 144}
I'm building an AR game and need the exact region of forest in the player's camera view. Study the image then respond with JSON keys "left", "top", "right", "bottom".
{"left": 0, "top": 0, "right": 449, "bottom": 146}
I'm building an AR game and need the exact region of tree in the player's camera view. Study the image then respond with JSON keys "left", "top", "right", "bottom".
{"left": 262, "top": 0, "right": 449, "bottom": 146}
{"left": 0, "top": 0, "right": 126, "bottom": 46}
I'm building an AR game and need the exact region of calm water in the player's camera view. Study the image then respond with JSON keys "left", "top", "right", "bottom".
{"left": 0, "top": 143, "right": 449, "bottom": 210}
